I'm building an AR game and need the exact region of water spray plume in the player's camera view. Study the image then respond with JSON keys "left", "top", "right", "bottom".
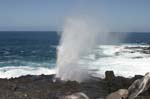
{"left": 56, "top": 16, "right": 101, "bottom": 82}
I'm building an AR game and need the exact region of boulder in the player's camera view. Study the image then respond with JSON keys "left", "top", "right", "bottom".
{"left": 128, "top": 72, "right": 150, "bottom": 99}
{"left": 62, "top": 92, "right": 90, "bottom": 99}
{"left": 105, "top": 89, "right": 128, "bottom": 99}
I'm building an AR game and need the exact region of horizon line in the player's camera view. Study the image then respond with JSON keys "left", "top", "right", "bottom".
{"left": 0, "top": 31, "right": 150, "bottom": 33}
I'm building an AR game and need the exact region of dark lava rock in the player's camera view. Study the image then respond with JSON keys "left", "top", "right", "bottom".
{"left": 48, "top": 92, "right": 60, "bottom": 99}
{"left": 0, "top": 71, "right": 149, "bottom": 99}
{"left": 0, "top": 74, "right": 108, "bottom": 99}
{"left": 105, "top": 71, "right": 115, "bottom": 82}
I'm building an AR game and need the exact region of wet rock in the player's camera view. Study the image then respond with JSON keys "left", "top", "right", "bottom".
{"left": 105, "top": 71, "right": 139, "bottom": 93}
{"left": 0, "top": 71, "right": 149, "bottom": 99}
{"left": 7, "top": 83, "right": 17, "bottom": 91}
{"left": 105, "top": 71, "right": 115, "bottom": 82}
{"left": 14, "top": 92, "right": 28, "bottom": 99}
{"left": 0, "top": 74, "right": 109, "bottom": 99}
{"left": 48, "top": 92, "right": 60, "bottom": 99}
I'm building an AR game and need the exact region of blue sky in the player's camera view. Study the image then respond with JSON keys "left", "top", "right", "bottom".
{"left": 0, "top": 0, "right": 149, "bottom": 32}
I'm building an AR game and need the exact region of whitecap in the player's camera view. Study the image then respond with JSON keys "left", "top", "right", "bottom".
{"left": 0, "top": 66, "right": 56, "bottom": 78}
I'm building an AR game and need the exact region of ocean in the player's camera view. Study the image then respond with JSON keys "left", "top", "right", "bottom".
{"left": 0, "top": 31, "right": 150, "bottom": 78}
{"left": 0, "top": 31, "right": 58, "bottom": 78}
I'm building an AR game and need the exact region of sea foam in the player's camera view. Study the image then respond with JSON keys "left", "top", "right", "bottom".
{"left": 0, "top": 44, "right": 150, "bottom": 79}
{"left": 0, "top": 66, "right": 55, "bottom": 78}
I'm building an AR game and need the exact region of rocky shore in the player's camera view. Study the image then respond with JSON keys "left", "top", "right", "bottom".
{"left": 0, "top": 71, "right": 149, "bottom": 99}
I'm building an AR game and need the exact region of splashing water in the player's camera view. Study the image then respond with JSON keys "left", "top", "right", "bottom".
{"left": 56, "top": 16, "right": 101, "bottom": 82}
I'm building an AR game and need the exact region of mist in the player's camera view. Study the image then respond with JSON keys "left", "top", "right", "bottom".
{"left": 55, "top": 1, "right": 127, "bottom": 82}
{"left": 56, "top": 16, "right": 106, "bottom": 82}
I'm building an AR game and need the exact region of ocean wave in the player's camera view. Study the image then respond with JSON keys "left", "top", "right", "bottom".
{"left": 0, "top": 66, "right": 56, "bottom": 78}
{"left": 80, "top": 44, "right": 150, "bottom": 78}
{"left": 1, "top": 44, "right": 150, "bottom": 79}
{"left": 0, "top": 60, "right": 55, "bottom": 67}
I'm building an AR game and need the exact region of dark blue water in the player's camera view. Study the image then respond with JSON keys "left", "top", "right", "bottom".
{"left": 121, "top": 32, "right": 150, "bottom": 43}
{"left": 0, "top": 31, "right": 150, "bottom": 68}
{"left": 0, "top": 31, "right": 59, "bottom": 68}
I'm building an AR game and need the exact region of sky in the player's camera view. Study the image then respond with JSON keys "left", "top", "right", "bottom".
{"left": 0, "top": 0, "right": 149, "bottom": 32}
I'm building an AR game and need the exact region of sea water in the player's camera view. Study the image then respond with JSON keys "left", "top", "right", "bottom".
{"left": 0, "top": 31, "right": 150, "bottom": 78}
{"left": 0, "top": 31, "right": 58, "bottom": 78}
